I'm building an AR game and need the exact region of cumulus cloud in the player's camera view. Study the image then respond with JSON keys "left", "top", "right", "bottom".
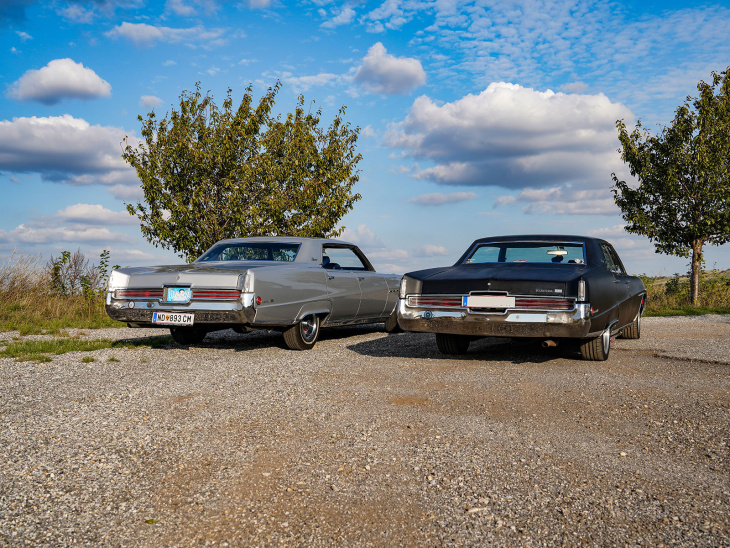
{"left": 388, "top": 82, "right": 633, "bottom": 191}
{"left": 494, "top": 187, "right": 618, "bottom": 215}
{"left": 321, "top": 6, "right": 355, "bottom": 28}
{"left": 409, "top": 192, "right": 477, "bottom": 206}
{"left": 340, "top": 224, "right": 384, "bottom": 249}
{"left": 0, "top": 225, "right": 127, "bottom": 246}
{"left": 0, "top": 114, "right": 138, "bottom": 188}
{"left": 139, "top": 95, "right": 164, "bottom": 109}
{"left": 105, "top": 22, "right": 225, "bottom": 47}
{"left": 7, "top": 59, "right": 111, "bottom": 105}
{"left": 278, "top": 72, "right": 343, "bottom": 93}
{"left": 0, "top": 202, "right": 138, "bottom": 249}
{"left": 413, "top": 244, "right": 449, "bottom": 257}
{"left": 55, "top": 204, "right": 137, "bottom": 226}
{"left": 354, "top": 42, "right": 425, "bottom": 95}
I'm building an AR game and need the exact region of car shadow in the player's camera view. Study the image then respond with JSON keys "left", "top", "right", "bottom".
{"left": 347, "top": 332, "right": 583, "bottom": 364}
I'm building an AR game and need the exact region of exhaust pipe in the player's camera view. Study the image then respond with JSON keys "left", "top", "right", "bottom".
{"left": 542, "top": 339, "right": 558, "bottom": 348}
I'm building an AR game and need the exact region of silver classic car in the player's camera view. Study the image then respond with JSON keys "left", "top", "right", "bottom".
{"left": 397, "top": 235, "right": 647, "bottom": 361}
{"left": 106, "top": 237, "right": 402, "bottom": 349}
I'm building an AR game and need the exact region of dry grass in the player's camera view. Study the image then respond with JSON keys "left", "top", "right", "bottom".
{"left": 0, "top": 251, "right": 122, "bottom": 334}
{"left": 642, "top": 269, "right": 730, "bottom": 316}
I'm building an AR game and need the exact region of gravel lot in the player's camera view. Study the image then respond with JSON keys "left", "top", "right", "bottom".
{"left": 1, "top": 316, "right": 729, "bottom": 547}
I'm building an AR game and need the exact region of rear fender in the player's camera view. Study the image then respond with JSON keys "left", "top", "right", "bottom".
{"left": 296, "top": 301, "right": 332, "bottom": 323}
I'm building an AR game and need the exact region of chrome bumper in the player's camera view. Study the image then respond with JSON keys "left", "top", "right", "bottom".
{"left": 397, "top": 298, "right": 595, "bottom": 339}
{"left": 105, "top": 292, "right": 257, "bottom": 326}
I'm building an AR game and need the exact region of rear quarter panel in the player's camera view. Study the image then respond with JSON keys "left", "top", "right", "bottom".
{"left": 251, "top": 265, "right": 330, "bottom": 325}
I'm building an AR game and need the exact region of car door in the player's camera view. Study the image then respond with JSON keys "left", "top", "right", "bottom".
{"left": 355, "top": 271, "right": 389, "bottom": 319}
{"left": 600, "top": 243, "right": 632, "bottom": 327}
{"left": 322, "top": 246, "right": 362, "bottom": 322}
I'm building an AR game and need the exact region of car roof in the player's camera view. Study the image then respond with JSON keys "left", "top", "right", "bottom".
{"left": 469, "top": 234, "right": 602, "bottom": 244}
{"left": 212, "top": 236, "right": 356, "bottom": 247}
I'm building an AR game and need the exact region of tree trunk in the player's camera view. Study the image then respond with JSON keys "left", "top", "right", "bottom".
{"left": 689, "top": 240, "right": 705, "bottom": 306}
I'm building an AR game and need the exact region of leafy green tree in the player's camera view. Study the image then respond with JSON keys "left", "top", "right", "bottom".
{"left": 123, "top": 82, "right": 362, "bottom": 261}
{"left": 612, "top": 68, "right": 730, "bottom": 305}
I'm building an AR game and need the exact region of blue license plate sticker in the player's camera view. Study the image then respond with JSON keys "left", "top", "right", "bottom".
{"left": 166, "top": 287, "right": 192, "bottom": 303}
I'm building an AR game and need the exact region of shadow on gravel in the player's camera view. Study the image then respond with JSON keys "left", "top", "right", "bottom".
{"left": 115, "top": 324, "right": 393, "bottom": 353}
{"left": 348, "top": 332, "right": 583, "bottom": 364}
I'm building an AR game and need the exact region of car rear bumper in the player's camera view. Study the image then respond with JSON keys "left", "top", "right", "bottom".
{"left": 105, "top": 292, "right": 257, "bottom": 327}
{"left": 397, "top": 299, "right": 595, "bottom": 339}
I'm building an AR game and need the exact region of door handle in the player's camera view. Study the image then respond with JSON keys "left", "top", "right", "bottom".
{"left": 327, "top": 275, "right": 335, "bottom": 280}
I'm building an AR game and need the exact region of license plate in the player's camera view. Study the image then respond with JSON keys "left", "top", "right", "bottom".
{"left": 463, "top": 295, "right": 516, "bottom": 308}
{"left": 165, "top": 287, "right": 192, "bottom": 303}
{"left": 152, "top": 312, "right": 194, "bottom": 325}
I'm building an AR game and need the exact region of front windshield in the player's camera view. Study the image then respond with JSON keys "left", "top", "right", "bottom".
{"left": 197, "top": 243, "right": 300, "bottom": 262}
{"left": 465, "top": 242, "right": 585, "bottom": 264}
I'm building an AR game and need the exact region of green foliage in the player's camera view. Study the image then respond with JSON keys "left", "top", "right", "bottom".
{"left": 612, "top": 68, "right": 730, "bottom": 304}
{"left": 641, "top": 270, "right": 730, "bottom": 316}
{"left": 1, "top": 250, "right": 123, "bottom": 334}
{"left": 123, "top": 82, "right": 363, "bottom": 261}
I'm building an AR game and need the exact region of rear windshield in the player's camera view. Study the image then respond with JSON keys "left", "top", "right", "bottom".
{"left": 464, "top": 242, "right": 585, "bottom": 264}
{"left": 197, "top": 243, "right": 300, "bottom": 262}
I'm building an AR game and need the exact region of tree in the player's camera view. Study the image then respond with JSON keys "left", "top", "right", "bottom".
{"left": 612, "top": 68, "right": 730, "bottom": 305}
{"left": 123, "top": 82, "right": 362, "bottom": 261}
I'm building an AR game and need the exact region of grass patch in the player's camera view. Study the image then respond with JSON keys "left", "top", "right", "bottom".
{"left": 82, "top": 356, "right": 96, "bottom": 363}
{"left": 0, "top": 251, "right": 124, "bottom": 334}
{"left": 0, "top": 335, "right": 173, "bottom": 363}
{"left": 642, "top": 269, "right": 730, "bottom": 316}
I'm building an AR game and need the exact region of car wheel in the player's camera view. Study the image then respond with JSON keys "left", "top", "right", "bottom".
{"left": 170, "top": 326, "right": 207, "bottom": 345}
{"left": 622, "top": 313, "right": 641, "bottom": 340}
{"left": 283, "top": 314, "right": 320, "bottom": 350}
{"left": 435, "top": 333, "right": 470, "bottom": 355}
{"left": 384, "top": 310, "right": 402, "bottom": 334}
{"left": 579, "top": 327, "right": 611, "bottom": 361}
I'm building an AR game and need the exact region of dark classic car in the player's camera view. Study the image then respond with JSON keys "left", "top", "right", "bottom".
{"left": 106, "top": 237, "right": 402, "bottom": 349}
{"left": 397, "top": 235, "right": 646, "bottom": 360}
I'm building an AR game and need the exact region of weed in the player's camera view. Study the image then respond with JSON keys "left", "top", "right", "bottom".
{"left": 107, "top": 356, "right": 120, "bottom": 362}
{"left": 0, "top": 335, "right": 172, "bottom": 362}
{"left": 82, "top": 356, "right": 96, "bottom": 363}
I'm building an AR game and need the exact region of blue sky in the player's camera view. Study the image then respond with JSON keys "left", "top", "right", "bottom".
{"left": 1, "top": 0, "right": 729, "bottom": 275}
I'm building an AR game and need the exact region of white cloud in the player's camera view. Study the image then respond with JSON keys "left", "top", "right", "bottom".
{"left": 0, "top": 225, "right": 127, "bottom": 246}
{"left": 55, "top": 204, "right": 137, "bottom": 226}
{"left": 108, "top": 184, "right": 143, "bottom": 201}
{"left": 59, "top": 5, "right": 95, "bottom": 23}
{"left": 409, "top": 192, "right": 477, "bottom": 206}
{"left": 321, "top": 6, "right": 356, "bottom": 28}
{"left": 16, "top": 31, "right": 32, "bottom": 41}
{"left": 363, "top": 0, "right": 412, "bottom": 33}
{"left": 105, "top": 22, "right": 225, "bottom": 47}
{"left": 340, "top": 224, "right": 384, "bottom": 249}
{"left": 494, "top": 187, "right": 618, "bottom": 216}
{"left": 276, "top": 72, "right": 343, "bottom": 93}
{"left": 0, "top": 114, "right": 138, "bottom": 187}
{"left": 242, "top": 0, "right": 272, "bottom": 8}
{"left": 387, "top": 82, "right": 633, "bottom": 190}
{"left": 413, "top": 244, "right": 449, "bottom": 257}
{"left": 0, "top": 203, "right": 137, "bottom": 248}
{"left": 139, "top": 95, "right": 164, "bottom": 109}
{"left": 354, "top": 42, "right": 425, "bottom": 95}
{"left": 7, "top": 59, "right": 111, "bottom": 105}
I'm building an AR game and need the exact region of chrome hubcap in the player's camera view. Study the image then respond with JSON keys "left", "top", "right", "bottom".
{"left": 300, "top": 316, "right": 317, "bottom": 342}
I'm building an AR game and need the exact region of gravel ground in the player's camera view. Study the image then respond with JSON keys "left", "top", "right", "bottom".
{"left": 1, "top": 316, "right": 728, "bottom": 547}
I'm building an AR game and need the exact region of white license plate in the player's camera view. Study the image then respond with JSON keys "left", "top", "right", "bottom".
{"left": 152, "top": 312, "right": 194, "bottom": 325}
{"left": 463, "top": 295, "right": 516, "bottom": 308}
{"left": 165, "top": 287, "right": 192, "bottom": 303}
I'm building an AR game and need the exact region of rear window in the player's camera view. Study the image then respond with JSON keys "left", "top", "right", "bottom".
{"left": 465, "top": 242, "right": 585, "bottom": 264}
{"left": 197, "top": 243, "right": 300, "bottom": 262}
